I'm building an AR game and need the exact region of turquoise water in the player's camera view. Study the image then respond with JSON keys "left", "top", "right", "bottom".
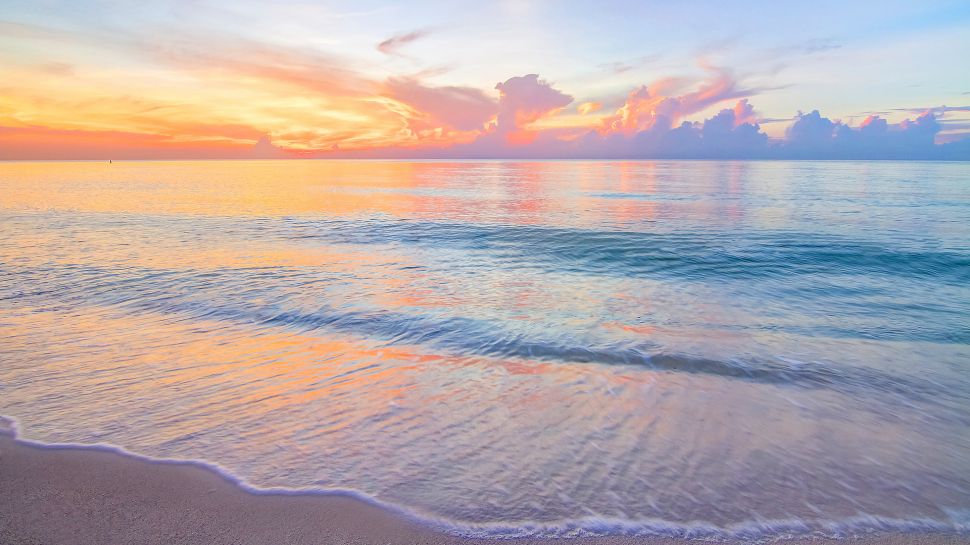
{"left": 1, "top": 160, "right": 968, "bottom": 538}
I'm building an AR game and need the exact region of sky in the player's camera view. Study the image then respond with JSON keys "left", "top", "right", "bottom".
{"left": 1, "top": 0, "right": 969, "bottom": 159}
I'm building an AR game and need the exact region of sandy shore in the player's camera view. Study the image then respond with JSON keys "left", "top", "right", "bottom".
{"left": 1, "top": 434, "right": 967, "bottom": 545}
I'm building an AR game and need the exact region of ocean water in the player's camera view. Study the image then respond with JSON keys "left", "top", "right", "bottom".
{"left": 1, "top": 160, "right": 969, "bottom": 539}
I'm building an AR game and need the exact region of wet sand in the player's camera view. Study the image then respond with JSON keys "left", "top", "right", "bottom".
{"left": 1, "top": 434, "right": 967, "bottom": 545}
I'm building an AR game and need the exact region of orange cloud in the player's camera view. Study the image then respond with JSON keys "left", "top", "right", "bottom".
{"left": 0, "top": 125, "right": 257, "bottom": 160}
{"left": 0, "top": 25, "right": 414, "bottom": 155}
{"left": 577, "top": 102, "right": 602, "bottom": 115}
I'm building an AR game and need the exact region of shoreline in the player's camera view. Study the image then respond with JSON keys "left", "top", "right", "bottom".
{"left": 2, "top": 432, "right": 969, "bottom": 545}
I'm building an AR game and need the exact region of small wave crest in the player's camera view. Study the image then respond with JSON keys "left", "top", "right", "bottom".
{"left": 2, "top": 414, "right": 967, "bottom": 542}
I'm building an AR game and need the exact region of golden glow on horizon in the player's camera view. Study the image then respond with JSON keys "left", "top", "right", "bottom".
{"left": 0, "top": 22, "right": 763, "bottom": 158}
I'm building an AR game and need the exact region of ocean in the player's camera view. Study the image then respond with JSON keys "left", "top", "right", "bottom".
{"left": 1, "top": 160, "right": 968, "bottom": 539}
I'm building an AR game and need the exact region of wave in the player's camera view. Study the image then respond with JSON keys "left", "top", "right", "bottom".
{"left": 3, "top": 212, "right": 969, "bottom": 349}
{"left": 7, "top": 211, "right": 969, "bottom": 284}
{"left": 2, "top": 263, "right": 967, "bottom": 410}
{"left": 280, "top": 218, "right": 970, "bottom": 284}
{"left": 243, "top": 307, "right": 962, "bottom": 405}
{"left": 2, "top": 415, "right": 967, "bottom": 542}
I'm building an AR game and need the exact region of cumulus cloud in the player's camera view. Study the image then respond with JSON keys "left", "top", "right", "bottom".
{"left": 316, "top": 67, "right": 968, "bottom": 160}
{"left": 581, "top": 104, "right": 958, "bottom": 159}
{"left": 785, "top": 110, "right": 837, "bottom": 150}
{"left": 783, "top": 109, "right": 946, "bottom": 158}
{"left": 385, "top": 100, "right": 963, "bottom": 160}
{"left": 731, "top": 99, "right": 758, "bottom": 126}
{"left": 694, "top": 102, "right": 769, "bottom": 156}
{"left": 567, "top": 99, "right": 769, "bottom": 159}
{"left": 601, "top": 69, "right": 755, "bottom": 135}
{"left": 494, "top": 74, "right": 573, "bottom": 144}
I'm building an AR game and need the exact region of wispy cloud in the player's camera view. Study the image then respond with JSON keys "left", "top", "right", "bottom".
{"left": 769, "top": 37, "right": 843, "bottom": 56}
{"left": 377, "top": 29, "right": 432, "bottom": 55}
{"left": 597, "top": 54, "right": 662, "bottom": 75}
{"left": 890, "top": 105, "right": 970, "bottom": 114}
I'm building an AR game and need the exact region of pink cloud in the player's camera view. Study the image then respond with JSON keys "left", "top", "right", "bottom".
{"left": 494, "top": 74, "right": 573, "bottom": 145}
{"left": 732, "top": 99, "right": 758, "bottom": 126}
{"left": 384, "top": 77, "right": 497, "bottom": 132}
{"left": 602, "top": 70, "right": 756, "bottom": 135}
{"left": 148, "top": 32, "right": 375, "bottom": 96}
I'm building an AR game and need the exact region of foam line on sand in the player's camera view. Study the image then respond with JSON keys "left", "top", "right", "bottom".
{"left": 2, "top": 431, "right": 969, "bottom": 545}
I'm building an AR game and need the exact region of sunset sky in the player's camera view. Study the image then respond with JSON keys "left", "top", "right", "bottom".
{"left": 1, "top": 0, "right": 969, "bottom": 159}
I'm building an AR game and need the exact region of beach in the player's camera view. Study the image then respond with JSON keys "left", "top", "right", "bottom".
{"left": 2, "top": 433, "right": 968, "bottom": 545}
{"left": 4, "top": 0, "right": 970, "bottom": 541}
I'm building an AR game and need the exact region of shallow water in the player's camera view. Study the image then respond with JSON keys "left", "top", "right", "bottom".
{"left": 1, "top": 160, "right": 969, "bottom": 538}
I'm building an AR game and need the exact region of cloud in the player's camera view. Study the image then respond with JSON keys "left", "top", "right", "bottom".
{"left": 494, "top": 74, "right": 573, "bottom": 144}
{"left": 0, "top": 124, "right": 259, "bottom": 160}
{"left": 694, "top": 101, "right": 769, "bottom": 155}
{"left": 3, "top": 18, "right": 968, "bottom": 162}
{"left": 346, "top": 94, "right": 968, "bottom": 160}
{"left": 148, "top": 32, "right": 375, "bottom": 96}
{"left": 782, "top": 109, "right": 947, "bottom": 158}
{"left": 785, "top": 109, "right": 837, "bottom": 149}
{"left": 251, "top": 135, "right": 286, "bottom": 158}
{"left": 597, "top": 54, "right": 662, "bottom": 75}
{"left": 377, "top": 29, "right": 431, "bottom": 55}
{"left": 357, "top": 74, "right": 575, "bottom": 155}
{"left": 567, "top": 99, "right": 769, "bottom": 159}
{"left": 383, "top": 77, "right": 497, "bottom": 132}
{"left": 0, "top": 20, "right": 93, "bottom": 44}
{"left": 40, "top": 62, "right": 74, "bottom": 76}
{"left": 770, "top": 38, "right": 843, "bottom": 56}
{"left": 601, "top": 69, "right": 757, "bottom": 135}
{"left": 599, "top": 62, "right": 636, "bottom": 75}
{"left": 4, "top": 5, "right": 967, "bottom": 161}
{"left": 604, "top": 106, "right": 956, "bottom": 160}
{"left": 731, "top": 99, "right": 758, "bottom": 126}
{"left": 798, "top": 38, "right": 842, "bottom": 55}
{"left": 890, "top": 105, "right": 970, "bottom": 115}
